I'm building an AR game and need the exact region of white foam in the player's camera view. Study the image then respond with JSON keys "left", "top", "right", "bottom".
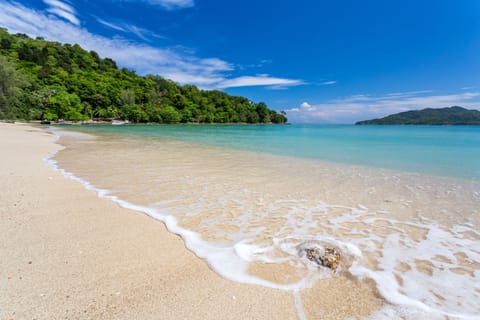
{"left": 293, "top": 290, "right": 307, "bottom": 320}
{"left": 348, "top": 217, "right": 480, "bottom": 319}
{"left": 48, "top": 126, "right": 96, "bottom": 139}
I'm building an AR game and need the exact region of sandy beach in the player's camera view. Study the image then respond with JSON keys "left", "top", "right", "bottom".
{"left": 0, "top": 123, "right": 383, "bottom": 319}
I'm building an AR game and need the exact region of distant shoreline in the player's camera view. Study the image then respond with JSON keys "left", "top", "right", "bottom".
{"left": 9, "top": 120, "right": 291, "bottom": 126}
{"left": 356, "top": 106, "right": 480, "bottom": 125}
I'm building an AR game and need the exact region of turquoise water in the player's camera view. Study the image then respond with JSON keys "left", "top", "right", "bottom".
{"left": 66, "top": 124, "right": 480, "bottom": 180}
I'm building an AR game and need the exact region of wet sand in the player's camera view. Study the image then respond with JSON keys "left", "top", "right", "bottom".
{"left": 0, "top": 123, "right": 383, "bottom": 319}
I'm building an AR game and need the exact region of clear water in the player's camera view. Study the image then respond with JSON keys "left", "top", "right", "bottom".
{"left": 50, "top": 124, "right": 480, "bottom": 319}
{"left": 66, "top": 124, "right": 480, "bottom": 180}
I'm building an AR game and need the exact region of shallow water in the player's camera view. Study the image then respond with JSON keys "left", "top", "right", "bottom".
{"left": 50, "top": 126, "right": 480, "bottom": 319}
{"left": 64, "top": 124, "right": 480, "bottom": 180}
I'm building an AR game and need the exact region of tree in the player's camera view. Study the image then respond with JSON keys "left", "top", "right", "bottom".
{"left": 1, "top": 37, "right": 11, "bottom": 50}
{"left": 159, "top": 106, "right": 181, "bottom": 123}
{"left": 255, "top": 102, "right": 271, "bottom": 123}
{"left": 0, "top": 55, "right": 30, "bottom": 119}
{"left": 46, "top": 87, "right": 86, "bottom": 121}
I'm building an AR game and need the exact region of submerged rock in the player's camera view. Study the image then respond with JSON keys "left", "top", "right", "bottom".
{"left": 304, "top": 246, "right": 341, "bottom": 271}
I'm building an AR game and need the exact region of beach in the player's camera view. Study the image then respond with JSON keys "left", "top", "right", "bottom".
{"left": 2, "top": 1, "right": 480, "bottom": 318}
{"left": 0, "top": 123, "right": 386, "bottom": 319}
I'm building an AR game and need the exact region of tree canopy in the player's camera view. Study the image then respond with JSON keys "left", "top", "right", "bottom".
{"left": 0, "top": 29, "right": 287, "bottom": 124}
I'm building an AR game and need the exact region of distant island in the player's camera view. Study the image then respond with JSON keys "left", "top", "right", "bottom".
{"left": 0, "top": 29, "right": 287, "bottom": 124}
{"left": 355, "top": 106, "right": 480, "bottom": 125}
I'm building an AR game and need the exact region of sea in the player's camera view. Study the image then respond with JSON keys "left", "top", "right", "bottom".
{"left": 48, "top": 124, "right": 480, "bottom": 319}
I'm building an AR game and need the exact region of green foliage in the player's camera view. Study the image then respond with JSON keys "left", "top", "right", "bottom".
{"left": 356, "top": 107, "right": 480, "bottom": 125}
{"left": 158, "top": 105, "right": 181, "bottom": 123}
{"left": 0, "top": 28, "right": 287, "bottom": 124}
{"left": 0, "top": 54, "right": 35, "bottom": 120}
{"left": 45, "top": 87, "right": 87, "bottom": 121}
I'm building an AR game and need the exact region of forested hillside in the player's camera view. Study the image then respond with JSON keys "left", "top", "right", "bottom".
{"left": 356, "top": 106, "right": 480, "bottom": 125}
{"left": 0, "top": 29, "right": 287, "bottom": 123}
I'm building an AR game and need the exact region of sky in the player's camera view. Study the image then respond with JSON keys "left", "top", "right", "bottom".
{"left": 1, "top": 0, "right": 480, "bottom": 123}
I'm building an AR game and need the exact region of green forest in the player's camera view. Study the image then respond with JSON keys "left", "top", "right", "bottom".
{"left": 0, "top": 29, "right": 287, "bottom": 124}
{"left": 355, "top": 106, "right": 480, "bottom": 125}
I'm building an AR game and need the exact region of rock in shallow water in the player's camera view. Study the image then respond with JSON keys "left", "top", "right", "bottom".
{"left": 304, "top": 246, "right": 341, "bottom": 271}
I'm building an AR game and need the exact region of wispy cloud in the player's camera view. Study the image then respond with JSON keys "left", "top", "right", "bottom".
{"left": 0, "top": 1, "right": 302, "bottom": 90}
{"left": 286, "top": 91, "right": 480, "bottom": 123}
{"left": 385, "top": 90, "right": 433, "bottom": 97}
{"left": 320, "top": 80, "right": 336, "bottom": 85}
{"left": 240, "top": 59, "right": 273, "bottom": 69}
{"left": 43, "top": 0, "right": 79, "bottom": 25}
{"left": 96, "top": 17, "right": 164, "bottom": 41}
{"left": 96, "top": 18, "right": 126, "bottom": 32}
{"left": 121, "top": 0, "right": 194, "bottom": 10}
{"left": 216, "top": 75, "right": 304, "bottom": 89}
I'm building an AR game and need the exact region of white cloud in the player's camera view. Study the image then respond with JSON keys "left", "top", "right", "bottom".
{"left": 216, "top": 75, "right": 303, "bottom": 89}
{"left": 0, "top": 1, "right": 302, "bottom": 90}
{"left": 127, "top": 25, "right": 151, "bottom": 41}
{"left": 43, "top": 0, "right": 79, "bottom": 25}
{"left": 300, "top": 101, "right": 313, "bottom": 109}
{"left": 44, "top": 0, "right": 74, "bottom": 13}
{"left": 96, "top": 17, "right": 164, "bottom": 41}
{"left": 96, "top": 18, "right": 126, "bottom": 32}
{"left": 122, "top": 0, "right": 194, "bottom": 10}
{"left": 147, "top": 0, "right": 194, "bottom": 9}
{"left": 286, "top": 91, "right": 480, "bottom": 123}
{"left": 385, "top": 90, "right": 433, "bottom": 98}
{"left": 320, "top": 80, "right": 336, "bottom": 85}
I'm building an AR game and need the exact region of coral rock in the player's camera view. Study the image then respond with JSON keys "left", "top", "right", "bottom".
{"left": 305, "top": 246, "right": 341, "bottom": 271}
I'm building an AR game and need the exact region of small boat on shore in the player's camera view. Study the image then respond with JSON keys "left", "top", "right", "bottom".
{"left": 111, "top": 120, "right": 128, "bottom": 125}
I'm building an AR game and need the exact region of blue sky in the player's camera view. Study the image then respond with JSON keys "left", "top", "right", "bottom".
{"left": 1, "top": 0, "right": 480, "bottom": 123}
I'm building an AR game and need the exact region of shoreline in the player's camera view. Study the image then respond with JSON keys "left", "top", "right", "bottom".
{"left": 0, "top": 122, "right": 384, "bottom": 319}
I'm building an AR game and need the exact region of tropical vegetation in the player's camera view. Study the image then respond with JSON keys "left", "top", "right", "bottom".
{"left": 0, "top": 29, "right": 287, "bottom": 124}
